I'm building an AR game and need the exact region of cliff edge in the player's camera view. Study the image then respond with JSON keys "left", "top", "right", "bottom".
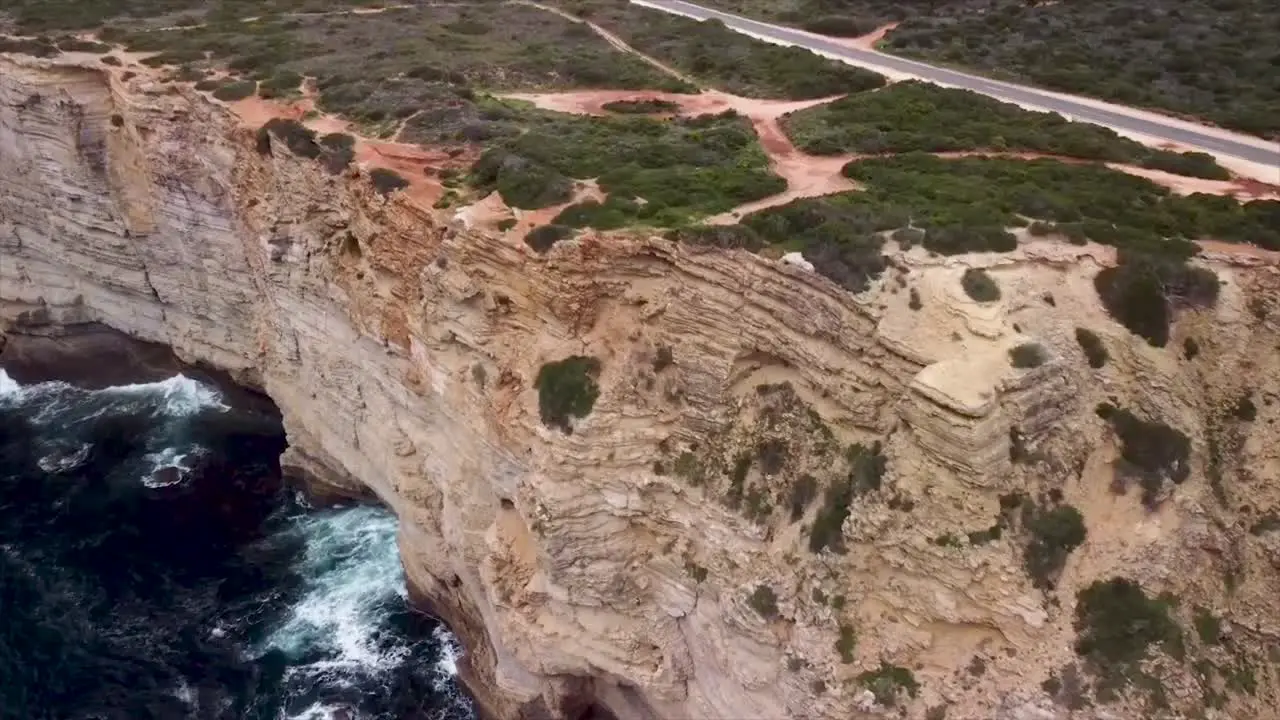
{"left": 4, "top": 54, "right": 1280, "bottom": 720}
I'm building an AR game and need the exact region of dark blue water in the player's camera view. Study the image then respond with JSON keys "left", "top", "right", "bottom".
{"left": 0, "top": 370, "right": 474, "bottom": 720}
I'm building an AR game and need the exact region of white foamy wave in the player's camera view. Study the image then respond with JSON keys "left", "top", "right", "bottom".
{"left": 432, "top": 625, "right": 462, "bottom": 689}
{"left": 141, "top": 445, "right": 205, "bottom": 488}
{"left": 37, "top": 443, "right": 93, "bottom": 474}
{"left": 0, "top": 369, "right": 21, "bottom": 400}
{"left": 287, "top": 702, "right": 358, "bottom": 720}
{"left": 259, "top": 505, "right": 408, "bottom": 676}
{"left": 102, "top": 374, "right": 228, "bottom": 417}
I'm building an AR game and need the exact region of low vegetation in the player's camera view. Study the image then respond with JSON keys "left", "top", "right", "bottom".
{"left": 781, "top": 82, "right": 1229, "bottom": 179}
{"left": 1074, "top": 577, "right": 1183, "bottom": 696}
{"left": 836, "top": 623, "right": 857, "bottom": 663}
{"left": 961, "top": 268, "right": 1000, "bottom": 303}
{"left": 1023, "top": 504, "right": 1087, "bottom": 589}
{"left": 573, "top": 0, "right": 885, "bottom": 99}
{"left": 1008, "top": 342, "right": 1048, "bottom": 369}
{"left": 1096, "top": 403, "right": 1191, "bottom": 507}
{"left": 748, "top": 585, "right": 779, "bottom": 619}
{"left": 210, "top": 79, "right": 256, "bottom": 102}
{"left": 809, "top": 443, "right": 886, "bottom": 553}
{"left": 1094, "top": 252, "right": 1219, "bottom": 347}
{"left": 534, "top": 356, "right": 602, "bottom": 433}
{"left": 468, "top": 106, "right": 784, "bottom": 223}
{"left": 858, "top": 662, "right": 920, "bottom": 707}
{"left": 731, "top": 154, "right": 1273, "bottom": 293}
{"left": 1075, "top": 328, "right": 1109, "bottom": 368}
{"left": 601, "top": 99, "right": 681, "bottom": 114}
{"left": 368, "top": 168, "right": 408, "bottom": 196}
{"left": 92, "top": 4, "right": 682, "bottom": 135}
{"left": 524, "top": 224, "right": 573, "bottom": 254}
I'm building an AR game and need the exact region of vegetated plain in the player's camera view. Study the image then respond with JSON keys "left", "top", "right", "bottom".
{"left": 554, "top": 0, "right": 885, "bottom": 99}
{"left": 781, "top": 81, "right": 1229, "bottom": 180}
{"left": 695, "top": 0, "right": 1280, "bottom": 138}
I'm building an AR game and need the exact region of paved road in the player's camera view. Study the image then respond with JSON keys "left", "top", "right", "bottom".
{"left": 633, "top": 0, "right": 1280, "bottom": 170}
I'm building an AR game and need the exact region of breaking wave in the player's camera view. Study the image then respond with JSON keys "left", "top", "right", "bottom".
{"left": 0, "top": 369, "right": 473, "bottom": 720}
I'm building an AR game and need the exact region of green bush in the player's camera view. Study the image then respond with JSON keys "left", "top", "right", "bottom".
{"left": 1095, "top": 252, "right": 1218, "bottom": 347}
{"left": 908, "top": 287, "right": 922, "bottom": 311}
{"left": 259, "top": 69, "right": 304, "bottom": 96}
{"left": 524, "top": 224, "right": 573, "bottom": 254}
{"left": 257, "top": 118, "right": 322, "bottom": 159}
{"left": 961, "top": 268, "right": 1000, "bottom": 302}
{"left": 748, "top": 585, "right": 779, "bottom": 619}
{"left": 1024, "top": 505, "right": 1087, "bottom": 589}
{"left": 1233, "top": 394, "right": 1258, "bottom": 422}
{"left": 782, "top": 81, "right": 1226, "bottom": 179}
{"left": 0, "top": 37, "right": 59, "bottom": 57}
{"left": 666, "top": 224, "right": 764, "bottom": 251}
{"left": 193, "top": 78, "right": 220, "bottom": 91}
{"left": 1193, "top": 606, "right": 1222, "bottom": 645}
{"left": 836, "top": 623, "right": 857, "bottom": 663}
{"left": 369, "top": 167, "right": 409, "bottom": 196}
{"left": 1074, "top": 577, "right": 1181, "bottom": 678}
{"left": 56, "top": 38, "right": 110, "bottom": 53}
{"left": 1008, "top": 342, "right": 1048, "bottom": 369}
{"left": 552, "top": 196, "right": 640, "bottom": 230}
{"left": 809, "top": 443, "right": 885, "bottom": 553}
{"left": 211, "top": 80, "right": 257, "bottom": 102}
{"left": 318, "top": 132, "right": 356, "bottom": 173}
{"left": 789, "top": 474, "right": 818, "bottom": 521}
{"left": 602, "top": 99, "right": 681, "bottom": 114}
{"left": 534, "top": 356, "right": 602, "bottom": 433}
{"left": 1075, "top": 328, "right": 1109, "bottom": 368}
{"left": 589, "top": 6, "right": 887, "bottom": 99}
{"left": 882, "top": 0, "right": 1280, "bottom": 138}
{"left": 1096, "top": 403, "right": 1191, "bottom": 506}
{"left": 858, "top": 663, "right": 920, "bottom": 707}
{"left": 1183, "top": 337, "right": 1200, "bottom": 360}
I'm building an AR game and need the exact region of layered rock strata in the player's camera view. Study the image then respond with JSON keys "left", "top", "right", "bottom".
{"left": 5, "top": 54, "right": 1280, "bottom": 720}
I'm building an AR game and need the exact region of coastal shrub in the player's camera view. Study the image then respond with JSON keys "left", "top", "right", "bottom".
{"left": 1008, "top": 342, "right": 1048, "bottom": 369}
{"left": 789, "top": 474, "right": 818, "bottom": 521}
{"left": 1024, "top": 505, "right": 1087, "bottom": 589}
{"left": 836, "top": 623, "right": 857, "bottom": 663}
{"left": 524, "top": 224, "right": 572, "bottom": 254}
{"left": 211, "top": 80, "right": 256, "bottom": 102}
{"left": 318, "top": 132, "right": 356, "bottom": 174}
{"left": 781, "top": 82, "right": 1229, "bottom": 179}
{"left": 259, "top": 69, "right": 304, "bottom": 97}
{"left": 588, "top": 6, "right": 886, "bottom": 99}
{"left": 1074, "top": 577, "right": 1181, "bottom": 679}
{"left": 1193, "top": 606, "right": 1222, "bottom": 646}
{"left": 882, "top": 0, "right": 1280, "bottom": 138}
{"left": 1094, "top": 252, "right": 1219, "bottom": 347}
{"left": 100, "top": 55, "right": 122, "bottom": 66}
{"left": 1233, "top": 394, "right": 1258, "bottom": 422}
{"left": 468, "top": 109, "right": 782, "bottom": 222}
{"left": 748, "top": 585, "right": 779, "bottom": 619}
{"left": 0, "top": 36, "right": 59, "bottom": 57}
{"left": 858, "top": 663, "right": 920, "bottom": 707}
{"left": 1183, "top": 337, "right": 1200, "bottom": 360}
{"left": 602, "top": 99, "right": 681, "bottom": 114}
{"left": 908, "top": 287, "right": 922, "bottom": 311}
{"left": 552, "top": 196, "right": 640, "bottom": 230}
{"left": 809, "top": 443, "right": 885, "bottom": 553}
{"left": 369, "top": 167, "right": 409, "bottom": 196}
{"left": 801, "top": 16, "right": 878, "bottom": 37}
{"left": 258, "top": 118, "right": 321, "bottom": 159}
{"left": 534, "top": 356, "right": 601, "bottom": 433}
{"left": 666, "top": 224, "right": 764, "bottom": 251}
{"left": 1096, "top": 403, "right": 1191, "bottom": 506}
{"left": 961, "top": 268, "right": 1000, "bottom": 303}
{"left": 193, "top": 78, "right": 220, "bottom": 91}
{"left": 1075, "top": 328, "right": 1108, "bottom": 368}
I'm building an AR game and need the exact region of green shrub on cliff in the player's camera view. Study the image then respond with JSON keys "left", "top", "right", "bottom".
{"left": 1074, "top": 577, "right": 1181, "bottom": 685}
{"left": 211, "top": 79, "right": 256, "bottom": 102}
{"left": 369, "top": 167, "right": 409, "bottom": 196}
{"left": 535, "top": 356, "right": 602, "bottom": 433}
{"left": 1075, "top": 328, "right": 1109, "bottom": 368}
{"left": 961, "top": 268, "right": 1000, "bottom": 303}
{"left": 1094, "top": 252, "right": 1219, "bottom": 347}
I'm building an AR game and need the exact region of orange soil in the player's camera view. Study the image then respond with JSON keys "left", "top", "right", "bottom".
{"left": 224, "top": 90, "right": 478, "bottom": 209}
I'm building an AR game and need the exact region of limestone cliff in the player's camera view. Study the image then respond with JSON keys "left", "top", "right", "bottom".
{"left": 4, "top": 54, "right": 1280, "bottom": 720}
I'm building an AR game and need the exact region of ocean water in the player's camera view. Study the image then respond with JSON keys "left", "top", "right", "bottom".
{"left": 0, "top": 369, "right": 474, "bottom": 720}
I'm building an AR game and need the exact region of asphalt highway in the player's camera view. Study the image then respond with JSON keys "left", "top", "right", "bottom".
{"left": 633, "top": 0, "right": 1280, "bottom": 170}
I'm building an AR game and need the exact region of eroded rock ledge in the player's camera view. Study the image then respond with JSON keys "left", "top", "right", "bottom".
{"left": 5, "top": 54, "right": 1280, "bottom": 720}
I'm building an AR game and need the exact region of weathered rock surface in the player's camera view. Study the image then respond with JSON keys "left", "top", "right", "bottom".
{"left": 4, "top": 54, "right": 1280, "bottom": 720}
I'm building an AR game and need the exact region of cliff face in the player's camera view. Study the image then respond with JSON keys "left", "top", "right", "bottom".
{"left": 5, "top": 54, "right": 1280, "bottom": 720}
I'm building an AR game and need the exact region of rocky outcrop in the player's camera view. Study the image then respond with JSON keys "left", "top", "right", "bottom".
{"left": 5, "top": 53, "right": 1280, "bottom": 720}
